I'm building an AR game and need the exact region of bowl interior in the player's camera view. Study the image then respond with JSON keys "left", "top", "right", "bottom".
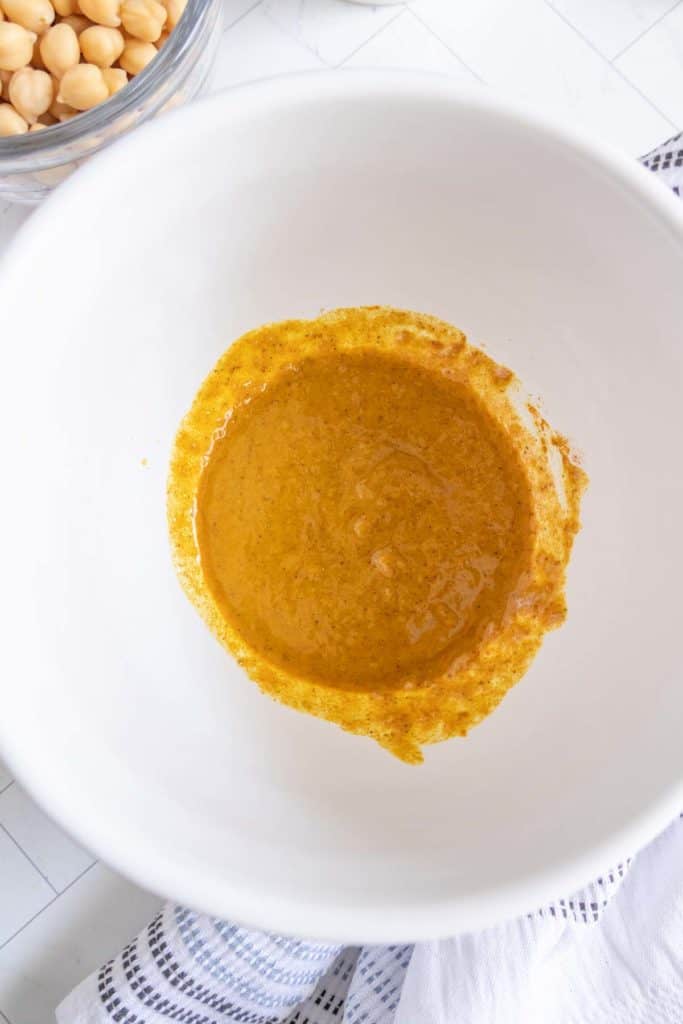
{"left": 1, "top": 72, "right": 682, "bottom": 942}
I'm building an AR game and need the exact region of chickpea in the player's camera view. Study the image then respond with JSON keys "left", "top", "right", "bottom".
{"left": 32, "top": 36, "right": 45, "bottom": 68}
{"left": 0, "top": 0, "right": 180, "bottom": 131}
{"left": 79, "top": 24, "right": 123, "bottom": 66}
{"left": 60, "top": 12, "right": 88, "bottom": 31}
{"left": 8, "top": 64, "right": 52, "bottom": 121}
{"left": 1, "top": 0, "right": 55, "bottom": 35}
{"left": 161, "top": 0, "right": 184, "bottom": 30}
{"left": 77, "top": 0, "right": 120, "bottom": 27}
{"left": 120, "top": 0, "right": 164, "bottom": 42}
{"left": 100, "top": 64, "right": 125, "bottom": 94}
{"left": 118, "top": 34, "right": 153, "bottom": 73}
{"left": 48, "top": 77, "right": 73, "bottom": 116}
{"left": 0, "top": 100, "right": 28, "bottom": 133}
{"left": 56, "top": 61, "right": 107, "bottom": 108}
{"left": 0, "top": 21, "right": 36, "bottom": 71}
{"left": 40, "top": 21, "right": 78, "bottom": 76}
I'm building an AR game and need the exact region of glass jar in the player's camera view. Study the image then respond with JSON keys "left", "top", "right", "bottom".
{"left": 0, "top": 0, "right": 222, "bottom": 204}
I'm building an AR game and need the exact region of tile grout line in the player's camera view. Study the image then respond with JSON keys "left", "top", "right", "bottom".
{"left": 545, "top": 0, "right": 680, "bottom": 131}
{"left": 409, "top": 6, "right": 486, "bottom": 82}
{"left": 0, "top": 821, "right": 58, "bottom": 896}
{"left": 0, "top": 1011, "right": 13, "bottom": 1024}
{"left": 261, "top": 0, "right": 326, "bottom": 62}
{"left": 611, "top": 0, "right": 683, "bottom": 61}
{"left": 0, "top": 781, "right": 14, "bottom": 797}
{"left": 0, "top": 860, "right": 97, "bottom": 953}
{"left": 336, "top": 5, "right": 407, "bottom": 67}
{"left": 222, "top": 0, "right": 263, "bottom": 35}
{"left": 261, "top": 0, "right": 407, "bottom": 68}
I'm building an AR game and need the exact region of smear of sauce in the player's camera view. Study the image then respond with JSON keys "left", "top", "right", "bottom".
{"left": 168, "top": 307, "right": 586, "bottom": 763}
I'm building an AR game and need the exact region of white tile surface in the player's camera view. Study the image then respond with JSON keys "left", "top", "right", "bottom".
{"left": 0, "top": 786, "right": 94, "bottom": 895}
{"left": 616, "top": 1, "right": 683, "bottom": 126}
{"left": 0, "top": 863, "right": 161, "bottom": 1024}
{"left": 213, "top": 3, "right": 324, "bottom": 90}
{"left": 548, "top": 0, "right": 681, "bottom": 60}
{"left": 344, "top": 6, "right": 479, "bottom": 79}
{"left": 412, "top": 0, "right": 677, "bottom": 152}
{"left": 265, "top": 0, "right": 404, "bottom": 66}
{"left": 0, "top": 827, "right": 53, "bottom": 948}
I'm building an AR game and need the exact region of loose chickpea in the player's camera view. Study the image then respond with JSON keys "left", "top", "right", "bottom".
{"left": 53, "top": 0, "right": 78, "bottom": 14}
{"left": 77, "top": 0, "right": 120, "bottom": 27}
{"left": 56, "top": 61, "right": 107, "bottom": 108}
{"left": 60, "top": 12, "right": 88, "bottom": 31}
{"left": 100, "top": 63, "right": 125, "bottom": 94}
{"left": 40, "top": 21, "right": 78, "bottom": 76}
{"left": 37, "top": 107, "right": 55, "bottom": 122}
{"left": 0, "top": 100, "right": 28, "bottom": 133}
{"left": 0, "top": 6, "right": 4, "bottom": 19}
{"left": 160, "top": 0, "right": 184, "bottom": 30}
{"left": 8, "top": 64, "right": 52, "bottom": 121}
{"left": 1, "top": 0, "right": 55, "bottom": 35}
{"left": 120, "top": 0, "right": 164, "bottom": 42}
{"left": 79, "top": 24, "right": 123, "bottom": 66}
{"left": 118, "top": 34, "right": 153, "bottom": 73}
{"left": 0, "top": 22, "right": 36, "bottom": 71}
{"left": 29, "top": 118, "right": 46, "bottom": 128}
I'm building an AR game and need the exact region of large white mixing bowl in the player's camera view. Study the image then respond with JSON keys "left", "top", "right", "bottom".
{"left": 0, "top": 72, "right": 682, "bottom": 942}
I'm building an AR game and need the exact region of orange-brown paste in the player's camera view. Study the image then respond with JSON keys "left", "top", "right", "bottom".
{"left": 168, "top": 307, "right": 586, "bottom": 763}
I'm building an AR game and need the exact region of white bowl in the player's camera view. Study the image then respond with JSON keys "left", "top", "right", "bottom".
{"left": 0, "top": 71, "right": 682, "bottom": 943}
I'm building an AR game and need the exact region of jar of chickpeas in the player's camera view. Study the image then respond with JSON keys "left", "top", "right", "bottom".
{"left": 0, "top": 0, "right": 221, "bottom": 201}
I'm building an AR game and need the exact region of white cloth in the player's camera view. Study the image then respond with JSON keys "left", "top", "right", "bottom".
{"left": 57, "top": 134, "right": 683, "bottom": 1024}
{"left": 396, "top": 817, "right": 683, "bottom": 1024}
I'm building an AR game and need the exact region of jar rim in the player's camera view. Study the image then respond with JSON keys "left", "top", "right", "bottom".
{"left": 0, "top": 0, "right": 213, "bottom": 169}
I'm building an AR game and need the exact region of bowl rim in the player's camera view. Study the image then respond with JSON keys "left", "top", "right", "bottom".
{"left": 0, "top": 0, "right": 216, "bottom": 171}
{"left": 0, "top": 69, "right": 682, "bottom": 943}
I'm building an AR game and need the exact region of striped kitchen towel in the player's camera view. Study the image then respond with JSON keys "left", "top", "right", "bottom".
{"left": 641, "top": 131, "right": 683, "bottom": 196}
{"left": 55, "top": 818, "right": 683, "bottom": 1024}
{"left": 56, "top": 140, "right": 683, "bottom": 1024}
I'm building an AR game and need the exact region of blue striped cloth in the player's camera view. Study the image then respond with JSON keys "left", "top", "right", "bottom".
{"left": 57, "top": 901, "right": 412, "bottom": 1023}
{"left": 56, "top": 135, "right": 682, "bottom": 1024}
{"left": 55, "top": 870, "right": 628, "bottom": 1024}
